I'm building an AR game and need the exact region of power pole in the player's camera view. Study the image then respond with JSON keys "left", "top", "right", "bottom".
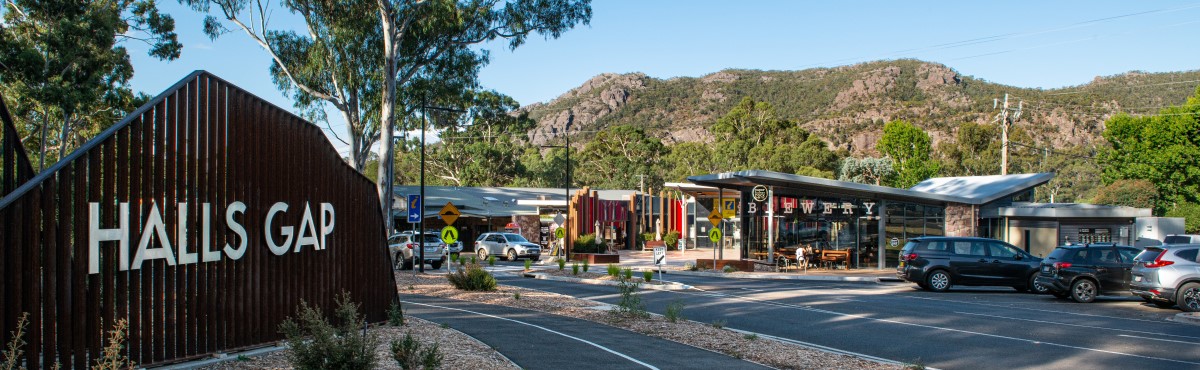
{"left": 993, "top": 93, "right": 1023, "bottom": 175}
{"left": 635, "top": 174, "right": 647, "bottom": 193}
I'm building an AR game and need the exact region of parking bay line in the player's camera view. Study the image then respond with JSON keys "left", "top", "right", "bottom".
{"left": 667, "top": 289, "right": 1200, "bottom": 366}
{"left": 952, "top": 311, "right": 1200, "bottom": 340}
{"left": 902, "top": 295, "right": 1168, "bottom": 324}
{"left": 402, "top": 300, "right": 659, "bottom": 370}
{"left": 1117, "top": 334, "right": 1200, "bottom": 345}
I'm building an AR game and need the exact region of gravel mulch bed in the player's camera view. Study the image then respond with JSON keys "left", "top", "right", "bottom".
{"left": 399, "top": 269, "right": 904, "bottom": 370}
{"left": 196, "top": 315, "right": 517, "bottom": 370}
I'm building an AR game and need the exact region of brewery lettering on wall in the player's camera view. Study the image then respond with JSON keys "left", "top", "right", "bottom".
{"left": 745, "top": 197, "right": 876, "bottom": 216}
{"left": 88, "top": 201, "right": 335, "bottom": 274}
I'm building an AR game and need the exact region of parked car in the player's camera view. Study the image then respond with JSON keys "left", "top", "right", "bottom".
{"left": 897, "top": 236, "right": 1046, "bottom": 293}
{"left": 1034, "top": 243, "right": 1142, "bottom": 303}
{"left": 475, "top": 232, "right": 542, "bottom": 261}
{"left": 388, "top": 231, "right": 447, "bottom": 270}
{"left": 1129, "top": 244, "right": 1200, "bottom": 312}
{"left": 1163, "top": 234, "right": 1200, "bottom": 244}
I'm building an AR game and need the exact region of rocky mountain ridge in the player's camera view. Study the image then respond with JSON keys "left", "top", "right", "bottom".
{"left": 520, "top": 59, "right": 1200, "bottom": 157}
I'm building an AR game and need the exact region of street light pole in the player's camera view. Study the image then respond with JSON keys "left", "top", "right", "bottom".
{"left": 564, "top": 112, "right": 573, "bottom": 262}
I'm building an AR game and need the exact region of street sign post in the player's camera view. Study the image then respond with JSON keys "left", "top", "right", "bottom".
{"left": 653, "top": 246, "right": 666, "bottom": 280}
{"left": 441, "top": 226, "right": 459, "bottom": 245}
{"left": 439, "top": 202, "right": 461, "bottom": 225}
{"left": 407, "top": 195, "right": 422, "bottom": 224}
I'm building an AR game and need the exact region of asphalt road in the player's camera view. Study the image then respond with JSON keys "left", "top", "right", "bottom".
{"left": 492, "top": 270, "right": 1200, "bottom": 370}
{"left": 400, "top": 293, "right": 773, "bottom": 370}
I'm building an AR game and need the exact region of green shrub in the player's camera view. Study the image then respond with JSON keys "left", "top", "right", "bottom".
{"left": 2, "top": 312, "right": 28, "bottom": 370}
{"left": 665, "top": 300, "right": 685, "bottom": 323}
{"left": 488, "top": 255, "right": 496, "bottom": 266}
{"left": 470, "top": 256, "right": 477, "bottom": 265}
{"left": 391, "top": 332, "right": 443, "bottom": 370}
{"left": 683, "top": 262, "right": 698, "bottom": 271}
{"left": 513, "top": 292, "right": 521, "bottom": 300}
{"left": 524, "top": 259, "right": 532, "bottom": 271}
{"left": 664, "top": 230, "right": 681, "bottom": 251}
{"left": 573, "top": 233, "right": 604, "bottom": 254}
{"left": 711, "top": 319, "right": 726, "bottom": 329}
{"left": 607, "top": 264, "right": 620, "bottom": 277}
{"left": 611, "top": 277, "right": 648, "bottom": 318}
{"left": 450, "top": 253, "right": 459, "bottom": 263}
{"left": 387, "top": 302, "right": 405, "bottom": 326}
{"left": 448, "top": 262, "right": 497, "bottom": 291}
{"left": 744, "top": 333, "right": 758, "bottom": 341}
{"left": 723, "top": 265, "right": 738, "bottom": 273}
{"left": 582, "top": 260, "right": 590, "bottom": 272}
{"left": 279, "top": 292, "right": 379, "bottom": 370}
{"left": 572, "top": 262, "right": 579, "bottom": 275}
{"left": 557, "top": 258, "right": 566, "bottom": 270}
{"left": 623, "top": 267, "right": 633, "bottom": 280}
{"left": 639, "top": 233, "right": 656, "bottom": 245}
{"left": 94, "top": 318, "right": 135, "bottom": 370}
{"left": 643, "top": 270, "right": 653, "bottom": 282}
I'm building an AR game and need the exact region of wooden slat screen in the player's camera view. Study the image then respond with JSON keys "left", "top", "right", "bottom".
{"left": 0, "top": 71, "right": 397, "bottom": 369}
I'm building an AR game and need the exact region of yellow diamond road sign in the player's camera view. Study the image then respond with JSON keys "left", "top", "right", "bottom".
{"left": 707, "top": 209, "right": 723, "bottom": 226}
{"left": 439, "top": 202, "right": 461, "bottom": 225}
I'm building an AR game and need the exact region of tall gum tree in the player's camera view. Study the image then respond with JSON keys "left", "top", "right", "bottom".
{"left": 183, "top": 0, "right": 591, "bottom": 219}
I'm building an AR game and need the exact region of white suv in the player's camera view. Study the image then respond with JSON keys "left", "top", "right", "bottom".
{"left": 1129, "top": 244, "right": 1200, "bottom": 312}
{"left": 475, "top": 232, "right": 541, "bottom": 261}
{"left": 388, "top": 232, "right": 447, "bottom": 270}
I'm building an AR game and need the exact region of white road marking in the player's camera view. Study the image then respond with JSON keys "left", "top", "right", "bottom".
{"left": 903, "top": 295, "right": 1168, "bottom": 324}
{"left": 953, "top": 311, "right": 1200, "bottom": 340}
{"left": 403, "top": 300, "right": 660, "bottom": 370}
{"left": 1118, "top": 334, "right": 1200, "bottom": 345}
{"left": 671, "top": 288, "right": 1200, "bottom": 366}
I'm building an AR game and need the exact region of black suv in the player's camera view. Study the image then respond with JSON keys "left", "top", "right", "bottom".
{"left": 897, "top": 237, "right": 1046, "bottom": 293}
{"left": 1034, "top": 243, "right": 1141, "bottom": 303}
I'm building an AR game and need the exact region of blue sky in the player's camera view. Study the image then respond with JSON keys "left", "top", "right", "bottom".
{"left": 128, "top": 1, "right": 1200, "bottom": 152}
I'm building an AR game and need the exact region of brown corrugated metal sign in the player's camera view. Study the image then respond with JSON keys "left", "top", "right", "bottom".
{"left": 0, "top": 71, "right": 397, "bottom": 368}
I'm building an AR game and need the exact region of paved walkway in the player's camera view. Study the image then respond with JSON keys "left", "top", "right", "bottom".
{"left": 546, "top": 247, "right": 903, "bottom": 282}
{"left": 401, "top": 294, "right": 773, "bottom": 370}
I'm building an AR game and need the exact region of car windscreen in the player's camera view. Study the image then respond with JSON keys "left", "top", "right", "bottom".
{"left": 503, "top": 234, "right": 530, "bottom": 243}
{"left": 1133, "top": 247, "right": 1164, "bottom": 263}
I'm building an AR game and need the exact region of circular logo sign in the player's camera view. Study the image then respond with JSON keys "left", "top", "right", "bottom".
{"left": 890, "top": 237, "right": 899, "bottom": 247}
{"left": 751, "top": 185, "right": 768, "bottom": 202}
{"left": 440, "top": 226, "right": 459, "bottom": 245}
{"left": 709, "top": 228, "right": 723, "bottom": 242}
{"left": 554, "top": 227, "right": 566, "bottom": 239}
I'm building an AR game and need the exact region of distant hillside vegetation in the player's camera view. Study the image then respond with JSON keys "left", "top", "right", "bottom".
{"left": 521, "top": 59, "right": 1200, "bottom": 157}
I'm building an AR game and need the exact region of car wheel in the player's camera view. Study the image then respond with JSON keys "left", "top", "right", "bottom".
{"left": 508, "top": 249, "right": 518, "bottom": 261}
{"left": 1179, "top": 282, "right": 1200, "bottom": 312}
{"left": 1028, "top": 274, "right": 1049, "bottom": 294}
{"left": 926, "top": 270, "right": 951, "bottom": 292}
{"left": 477, "top": 248, "right": 488, "bottom": 261}
{"left": 430, "top": 261, "right": 442, "bottom": 270}
{"left": 1070, "top": 279, "right": 1097, "bottom": 303}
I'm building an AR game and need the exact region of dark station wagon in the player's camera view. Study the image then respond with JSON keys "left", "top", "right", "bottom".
{"left": 897, "top": 236, "right": 1046, "bottom": 293}
{"left": 1034, "top": 243, "right": 1141, "bottom": 303}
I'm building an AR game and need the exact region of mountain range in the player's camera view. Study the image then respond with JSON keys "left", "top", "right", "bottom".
{"left": 519, "top": 59, "right": 1200, "bottom": 157}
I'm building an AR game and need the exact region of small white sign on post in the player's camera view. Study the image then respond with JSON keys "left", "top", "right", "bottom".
{"left": 653, "top": 246, "right": 666, "bottom": 280}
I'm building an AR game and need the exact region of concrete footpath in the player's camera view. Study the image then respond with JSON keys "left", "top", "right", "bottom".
{"left": 401, "top": 294, "right": 773, "bottom": 370}
{"left": 563, "top": 248, "right": 905, "bottom": 283}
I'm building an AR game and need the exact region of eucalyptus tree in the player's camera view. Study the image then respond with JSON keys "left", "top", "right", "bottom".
{"left": 182, "top": 0, "right": 591, "bottom": 217}
{"left": 0, "top": 0, "right": 181, "bottom": 170}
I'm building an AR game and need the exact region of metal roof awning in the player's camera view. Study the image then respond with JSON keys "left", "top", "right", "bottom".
{"left": 686, "top": 170, "right": 1054, "bottom": 206}
{"left": 998, "top": 202, "right": 1152, "bottom": 218}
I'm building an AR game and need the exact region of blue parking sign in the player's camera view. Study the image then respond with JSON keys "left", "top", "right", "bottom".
{"left": 408, "top": 194, "right": 421, "bottom": 223}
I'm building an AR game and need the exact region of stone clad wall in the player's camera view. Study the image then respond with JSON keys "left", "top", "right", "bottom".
{"left": 513, "top": 215, "right": 542, "bottom": 244}
{"left": 945, "top": 203, "right": 977, "bottom": 237}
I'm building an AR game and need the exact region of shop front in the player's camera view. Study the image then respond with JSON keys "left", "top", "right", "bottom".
{"left": 688, "top": 170, "right": 1055, "bottom": 269}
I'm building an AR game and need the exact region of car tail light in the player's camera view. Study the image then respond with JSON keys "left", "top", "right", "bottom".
{"left": 1053, "top": 262, "right": 1072, "bottom": 270}
{"left": 405, "top": 242, "right": 414, "bottom": 249}
{"left": 1144, "top": 250, "right": 1174, "bottom": 268}
{"left": 904, "top": 253, "right": 919, "bottom": 261}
